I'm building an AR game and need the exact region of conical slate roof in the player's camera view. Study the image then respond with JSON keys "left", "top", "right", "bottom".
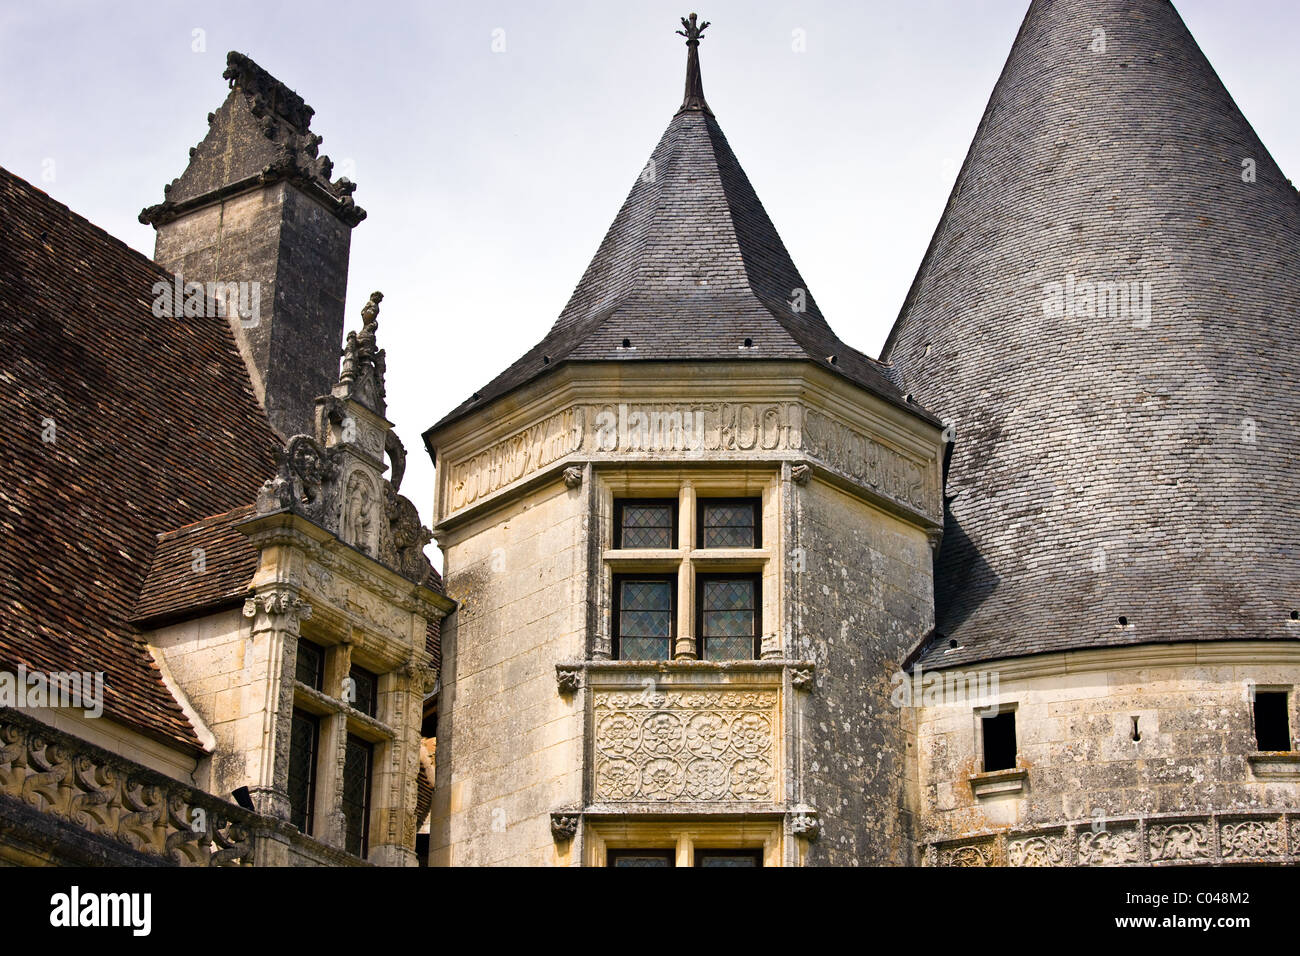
{"left": 885, "top": 0, "right": 1300, "bottom": 667}
{"left": 433, "top": 20, "right": 915, "bottom": 430}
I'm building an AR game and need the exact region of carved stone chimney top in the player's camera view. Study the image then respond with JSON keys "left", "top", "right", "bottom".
{"left": 140, "top": 50, "right": 366, "bottom": 228}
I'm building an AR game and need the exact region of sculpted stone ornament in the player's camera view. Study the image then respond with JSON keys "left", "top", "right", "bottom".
{"left": 562, "top": 466, "right": 583, "bottom": 489}
{"left": 790, "top": 462, "right": 812, "bottom": 485}
{"left": 789, "top": 807, "right": 820, "bottom": 841}
{"left": 339, "top": 292, "right": 388, "bottom": 416}
{"left": 555, "top": 664, "right": 584, "bottom": 694}
{"left": 243, "top": 591, "right": 312, "bottom": 634}
{"left": 790, "top": 666, "right": 815, "bottom": 691}
{"left": 255, "top": 292, "right": 438, "bottom": 589}
{"left": 550, "top": 810, "right": 581, "bottom": 842}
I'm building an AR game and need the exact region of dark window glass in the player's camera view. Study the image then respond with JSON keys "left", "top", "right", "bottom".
{"left": 342, "top": 734, "right": 374, "bottom": 857}
{"left": 695, "top": 849, "right": 763, "bottom": 867}
{"left": 287, "top": 709, "right": 319, "bottom": 834}
{"left": 348, "top": 664, "right": 378, "bottom": 717}
{"left": 982, "top": 710, "right": 1017, "bottom": 772}
{"left": 295, "top": 640, "right": 324, "bottom": 690}
{"left": 615, "top": 499, "right": 676, "bottom": 549}
{"left": 608, "top": 849, "right": 675, "bottom": 867}
{"left": 699, "top": 499, "right": 760, "bottom": 548}
{"left": 1254, "top": 691, "right": 1292, "bottom": 751}
{"left": 614, "top": 576, "right": 675, "bottom": 660}
{"left": 698, "top": 575, "right": 759, "bottom": 660}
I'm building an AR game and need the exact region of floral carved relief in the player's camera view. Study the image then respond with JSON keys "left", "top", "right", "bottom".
{"left": 593, "top": 689, "right": 777, "bottom": 803}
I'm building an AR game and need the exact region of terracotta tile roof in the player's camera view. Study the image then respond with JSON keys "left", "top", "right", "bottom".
{"left": 0, "top": 167, "right": 282, "bottom": 753}
{"left": 134, "top": 507, "right": 260, "bottom": 626}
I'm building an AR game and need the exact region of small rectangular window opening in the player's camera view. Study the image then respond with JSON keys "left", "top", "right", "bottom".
{"left": 982, "top": 709, "right": 1017, "bottom": 772}
{"left": 1254, "top": 691, "right": 1292, "bottom": 752}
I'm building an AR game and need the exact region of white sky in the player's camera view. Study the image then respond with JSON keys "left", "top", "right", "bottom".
{"left": 2, "top": 1, "right": 1297, "bottom": 529}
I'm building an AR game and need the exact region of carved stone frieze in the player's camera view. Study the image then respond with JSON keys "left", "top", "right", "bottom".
{"left": 592, "top": 689, "right": 778, "bottom": 804}
{"left": 938, "top": 841, "right": 993, "bottom": 867}
{"left": 926, "top": 811, "right": 1300, "bottom": 866}
{"left": 440, "top": 399, "right": 940, "bottom": 523}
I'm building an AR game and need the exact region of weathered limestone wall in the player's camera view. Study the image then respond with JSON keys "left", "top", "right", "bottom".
{"left": 792, "top": 478, "right": 934, "bottom": 864}
{"left": 148, "top": 607, "right": 268, "bottom": 799}
{"left": 153, "top": 182, "right": 352, "bottom": 439}
{"left": 430, "top": 478, "right": 588, "bottom": 865}
{"left": 915, "top": 647, "right": 1300, "bottom": 844}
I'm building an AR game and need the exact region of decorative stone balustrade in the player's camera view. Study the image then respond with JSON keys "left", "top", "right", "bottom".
{"left": 0, "top": 708, "right": 364, "bottom": 867}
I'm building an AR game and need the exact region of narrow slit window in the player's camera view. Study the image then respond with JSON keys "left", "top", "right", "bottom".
{"left": 982, "top": 709, "right": 1017, "bottom": 772}
{"left": 342, "top": 733, "right": 375, "bottom": 858}
{"left": 615, "top": 499, "right": 677, "bottom": 549}
{"left": 295, "top": 639, "right": 325, "bottom": 690}
{"left": 698, "top": 498, "right": 761, "bottom": 548}
{"left": 613, "top": 575, "right": 675, "bottom": 660}
{"left": 287, "top": 708, "right": 319, "bottom": 834}
{"left": 1254, "top": 691, "right": 1292, "bottom": 751}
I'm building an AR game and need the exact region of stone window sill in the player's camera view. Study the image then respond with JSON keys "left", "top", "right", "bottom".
{"left": 1247, "top": 752, "right": 1300, "bottom": 780}
{"left": 969, "top": 767, "right": 1028, "bottom": 798}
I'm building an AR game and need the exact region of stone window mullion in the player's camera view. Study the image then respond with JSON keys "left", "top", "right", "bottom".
{"left": 676, "top": 481, "right": 697, "bottom": 660}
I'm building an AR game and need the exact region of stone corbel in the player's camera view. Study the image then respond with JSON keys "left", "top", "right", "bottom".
{"left": 789, "top": 807, "right": 820, "bottom": 841}
{"left": 555, "top": 664, "right": 584, "bottom": 695}
{"left": 550, "top": 809, "right": 581, "bottom": 843}
{"left": 562, "top": 465, "right": 583, "bottom": 489}
{"left": 243, "top": 590, "right": 313, "bottom": 636}
{"left": 926, "top": 526, "right": 944, "bottom": 552}
{"left": 790, "top": 665, "right": 815, "bottom": 691}
{"left": 790, "top": 462, "right": 812, "bottom": 486}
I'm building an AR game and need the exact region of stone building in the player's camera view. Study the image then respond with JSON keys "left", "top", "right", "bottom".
{"left": 1, "top": 0, "right": 1297, "bottom": 870}
{"left": 425, "top": 2, "right": 1300, "bottom": 866}
{"left": 0, "top": 53, "right": 450, "bottom": 866}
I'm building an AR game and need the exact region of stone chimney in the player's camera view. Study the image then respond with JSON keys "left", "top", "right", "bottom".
{"left": 141, "top": 51, "right": 366, "bottom": 440}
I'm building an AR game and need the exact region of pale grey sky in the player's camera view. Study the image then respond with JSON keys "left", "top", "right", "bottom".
{"left": 3, "top": 1, "right": 1297, "bottom": 528}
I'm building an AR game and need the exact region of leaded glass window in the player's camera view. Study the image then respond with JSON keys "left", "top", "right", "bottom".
{"left": 288, "top": 709, "right": 319, "bottom": 834}
{"left": 295, "top": 639, "right": 324, "bottom": 690}
{"left": 342, "top": 734, "right": 374, "bottom": 858}
{"left": 698, "top": 498, "right": 760, "bottom": 548}
{"left": 615, "top": 499, "right": 677, "bottom": 549}
{"left": 614, "top": 576, "right": 675, "bottom": 660}
{"left": 698, "top": 575, "right": 759, "bottom": 660}
{"left": 609, "top": 849, "right": 675, "bottom": 867}
{"left": 695, "top": 849, "right": 763, "bottom": 867}
{"left": 348, "top": 663, "right": 378, "bottom": 717}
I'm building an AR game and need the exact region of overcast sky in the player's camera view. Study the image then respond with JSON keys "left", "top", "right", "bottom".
{"left": 2, "top": 1, "right": 1297, "bottom": 528}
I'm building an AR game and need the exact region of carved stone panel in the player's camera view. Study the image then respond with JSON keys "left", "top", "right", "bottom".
{"left": 1077, "top": 824, "right": 1140, "bottom": 865}
{"left": 592, "top": 689, "right": 778, "bottom": 804}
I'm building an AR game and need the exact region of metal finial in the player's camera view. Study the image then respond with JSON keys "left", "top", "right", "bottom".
{"left": 676, "top": 13, "right": 713, "bottom": 115}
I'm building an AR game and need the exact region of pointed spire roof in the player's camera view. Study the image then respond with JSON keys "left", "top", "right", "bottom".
{"left": 433, "top": 16, "right": 915, "bottom": 430}
{"left": 884, "top": 0, "right": 1300, "bottom": 666}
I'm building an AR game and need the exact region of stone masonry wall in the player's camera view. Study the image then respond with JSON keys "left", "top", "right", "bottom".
{"left": 429, "top": 478, "right": 588, "bottom": 865}
{"left": 791, "top": 478, "right": 934, "bottom": 864}
{"left": 915, "top": 652, "right": 1300, "bottom": 843}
